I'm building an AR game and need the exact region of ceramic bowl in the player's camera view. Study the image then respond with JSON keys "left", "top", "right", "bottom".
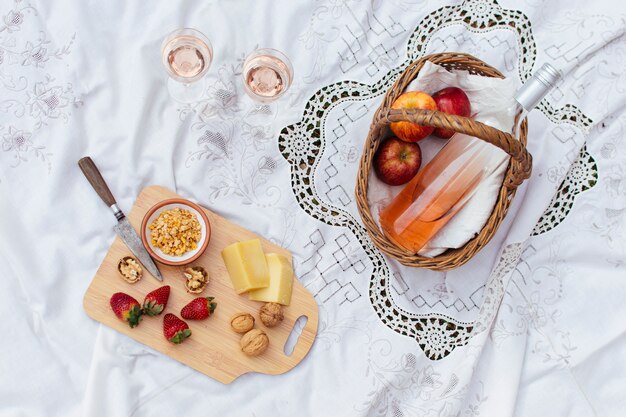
{"left": 141, "top": 198, "right": 210, "bottom": 266}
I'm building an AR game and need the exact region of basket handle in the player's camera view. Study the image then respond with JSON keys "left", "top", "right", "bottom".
{"left": 378, "top": 108, "right": 532, "bottom": 188}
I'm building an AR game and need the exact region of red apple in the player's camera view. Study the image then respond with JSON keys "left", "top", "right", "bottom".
{"left": 431, "top": 87, "right": 471, "bottom": 138}
{"left": 374, "top": 137, "right": 422, "bottom": 186}
{"left": 390, "top": 91, "right": 437, "bottom": 143}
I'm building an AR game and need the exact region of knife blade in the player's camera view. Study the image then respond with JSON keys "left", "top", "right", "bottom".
{"left": 78, "top": 156, "right": 163, "bottom": 281}
{"left": 114, "top": 218, "right": 163, "bottom": 281}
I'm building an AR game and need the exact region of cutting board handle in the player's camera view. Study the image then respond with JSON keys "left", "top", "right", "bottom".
{"left": 78, "top": 156, "right": 118, "bottom": 208}
{"left": 279, "top": 291, "right": 318, "bottom": 367}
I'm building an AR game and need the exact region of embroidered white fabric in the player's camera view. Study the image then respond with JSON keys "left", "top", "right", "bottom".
{"left": 0, "top": 1, "right": 625, "bottom": 417}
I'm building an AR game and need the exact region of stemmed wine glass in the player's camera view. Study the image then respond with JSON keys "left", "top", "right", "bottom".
{"left": 161, "top": 28, "right": 213, "bottom": 103}
{"left": 241, "top": 48, "right": 294, "bottom": 120}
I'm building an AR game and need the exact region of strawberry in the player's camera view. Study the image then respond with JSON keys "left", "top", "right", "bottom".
{"left": 163, "top": 313, "right": 191, "bottom": 344}
{"left": 180, "top": 297, "right": 217, "bottom": 320}
{"left": 110, "top": 292, "right": 142, "bottom": 328}
{"left": 143, "top": 285, "right": 170, "bottom": 316}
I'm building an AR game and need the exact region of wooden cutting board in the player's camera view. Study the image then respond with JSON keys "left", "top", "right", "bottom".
{"left": 83, "top": 185, "right": 318, "bottom": 384}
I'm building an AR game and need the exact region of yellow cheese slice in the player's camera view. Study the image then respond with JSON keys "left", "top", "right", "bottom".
{"left": 248, "top": 253, "right": 294, "bottom": 305}
{"left": 221, "top": 239, "right": 270, "bottom": 294}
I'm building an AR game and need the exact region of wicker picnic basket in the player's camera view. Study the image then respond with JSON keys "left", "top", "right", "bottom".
{"left": 355, "top": 52, "right": 531, "bottom": 270}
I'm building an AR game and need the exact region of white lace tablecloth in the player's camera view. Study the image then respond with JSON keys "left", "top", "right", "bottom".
{"left": 1, "top": 0, "right": 625, "bottom": 416}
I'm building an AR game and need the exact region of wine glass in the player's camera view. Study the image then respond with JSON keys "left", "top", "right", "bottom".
{"left": 241, "top": 48, "right": 294, "bottom": 121}
{"left": 161, "top": 28, "right": 213, "bottom": 103}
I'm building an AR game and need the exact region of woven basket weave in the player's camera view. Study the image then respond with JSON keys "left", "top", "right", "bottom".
{"left": 355, "top": 52, "right": 531, "bottom": 270}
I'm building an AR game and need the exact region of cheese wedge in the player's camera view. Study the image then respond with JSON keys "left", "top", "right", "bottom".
{"left": 248, "top": 253, "right": 294, "bottom": 305}
{"left": 221, "top": 239, "right": 270, "bottom": 294}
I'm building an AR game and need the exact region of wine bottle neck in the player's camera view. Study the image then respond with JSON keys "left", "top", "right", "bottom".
{"left": 514, "top": 63, "right": 561, "bottom": 112}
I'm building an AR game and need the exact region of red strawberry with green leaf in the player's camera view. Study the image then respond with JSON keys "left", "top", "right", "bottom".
{"left": 163, "top": 313, "right": 191, "bottom": 344}
{"left": 180, "top": 297, "right": 217, "bottom": 320}
{"left": 143, "top": 285, "right": 170, "bottom": 316}
{"left": 110, "top": 292, "right": 142, "bottom": 328}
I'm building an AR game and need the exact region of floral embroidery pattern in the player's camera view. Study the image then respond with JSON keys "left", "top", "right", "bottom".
{"left": 490, "top": 239, "right": 578, "bottom": 367}
{"left": 0, "top": 124, "right": 48, "bottom": 168}
{"left": 356, "top": 338, "right": 485, "bottom": 416}
{"left": 26, "top": 76, "right": 75, "bottom": 128}
{"left": 0, "top": 2, "right": 33, "bottom": 34}
{"left": 178, "top": 58, "right": 245, "bottom": 124}
{"left": 0, "top": 0, "right": 81, "bottom": 173}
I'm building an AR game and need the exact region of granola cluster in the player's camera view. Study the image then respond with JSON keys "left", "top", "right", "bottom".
{"left": 149, "top": 208, "right": 202, "bottom": 256}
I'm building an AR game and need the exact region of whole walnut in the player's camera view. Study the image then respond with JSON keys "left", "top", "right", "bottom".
{"left": 240, "top": 329, "right": 269, "bottom": 356}
{"left": 259, "top": 302, "right": 284, "bottom": 327}
{"left": 230, "top": 312, "right": 255, "bottom": 333}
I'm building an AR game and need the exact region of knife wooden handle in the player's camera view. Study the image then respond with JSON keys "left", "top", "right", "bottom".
{"left": 78, "top": 156, "right": 117, "bottom": 207}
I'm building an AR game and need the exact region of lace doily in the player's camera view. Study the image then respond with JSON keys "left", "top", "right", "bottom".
{"left": 279, "top": 0, "right": 597, "bottom": 359}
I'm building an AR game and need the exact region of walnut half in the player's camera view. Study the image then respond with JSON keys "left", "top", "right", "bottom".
{"left": 117, "top": 256, "right": 143, "bottom": 284}
{"left": 230, "top": 312, "right": 255, "bottom": 334}
{"left": 259, "top": 302, "right": 284, "bottom": 327}
{"left": 183, "top": 266, "right": 208, "bottom": 294}
{"left": 240, "top": 329, "right": 269, "bottom": 356}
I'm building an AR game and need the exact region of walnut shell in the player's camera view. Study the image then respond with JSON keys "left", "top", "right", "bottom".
{"left": 117, "top": 256, "right": 143, "bottom": 284}
{"left": 259, "top": 302, "right": 284, "bottom": 327}
{"left": 183, "top": 266, "right": 208, "bottom": 294}
{"left": 240, "top": 329, "right": 269, "bottom": 356}
{"left": 230, "top": 312, "right": 255, "bottom": 333}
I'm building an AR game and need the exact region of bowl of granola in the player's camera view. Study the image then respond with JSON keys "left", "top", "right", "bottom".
{"left": 141, "top": 198, "right": 210, "bottom": 266}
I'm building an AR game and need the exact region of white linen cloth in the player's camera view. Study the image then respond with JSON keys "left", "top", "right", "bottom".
{"left": 1, "top": 1, "right": 625, "bottom": 417}
{"left": 367, "top": 61, "right": 518, "bottom": 256}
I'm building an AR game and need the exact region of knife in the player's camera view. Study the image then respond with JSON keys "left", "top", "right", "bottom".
{"left": 78, "top": 156, "right": 163, "bottom": 281}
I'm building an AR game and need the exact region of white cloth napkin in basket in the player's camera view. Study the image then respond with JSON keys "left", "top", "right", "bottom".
{"left": 368, "top": 61, "right": 518, "bottom": 257}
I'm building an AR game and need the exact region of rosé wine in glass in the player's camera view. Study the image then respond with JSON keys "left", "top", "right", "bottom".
{"left": 242, "top": 48, "right": 293, "bottom": 103}
{"left": 161, "top": 28, "right": 213, "bottom": 103}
